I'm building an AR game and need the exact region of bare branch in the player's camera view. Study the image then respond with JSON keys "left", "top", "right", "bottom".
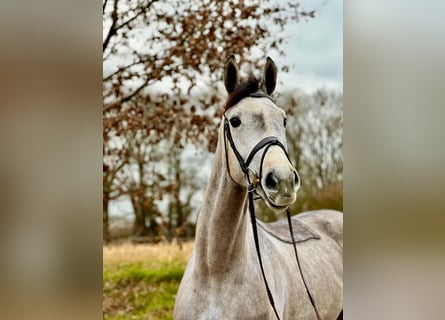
{"left": 103, "top": 0, "right": 109, "bottom": 12}
{"left": 103, "top": 78, "right": 152, "bottom": 113}
{"left": 120, "top": 78, "right": 151, "bottom": 103}
{"left": 103, "top": 54, "right": 157, "bottom": 82}
{"left": 103, "top": 0, "right": 119, "bottom": 53}
{"left": 103, "top": 0, "right": 160, "bottom": 53}
{"left": 114, "top": 7, "right": 146, "bottom": 31}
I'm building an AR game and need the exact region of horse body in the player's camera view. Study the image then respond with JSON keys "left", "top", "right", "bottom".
{"left": 174, "top": 56, "right": 342, "bottom": 319}
{"left": 174, "top": 133, "right": 342, "bottom": 319}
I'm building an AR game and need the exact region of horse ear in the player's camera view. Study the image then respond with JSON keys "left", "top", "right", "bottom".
{"left": 261, "top": 57, "right": 277, "bottom": 95}
{"left": 224, "top": 55, "right": 239, "bottom": 94}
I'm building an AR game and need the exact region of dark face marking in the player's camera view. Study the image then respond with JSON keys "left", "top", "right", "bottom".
{"left": 251, "top": 112, "right": 265, "bottom": 130}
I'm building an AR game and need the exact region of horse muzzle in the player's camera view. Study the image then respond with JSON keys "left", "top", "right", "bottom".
{"left": 261, "top": 167, "right": 299, "bottom": 210}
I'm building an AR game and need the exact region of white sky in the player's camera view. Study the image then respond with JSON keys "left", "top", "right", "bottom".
{"left": 275, "top": 0, "right": 343, "bottom": 92}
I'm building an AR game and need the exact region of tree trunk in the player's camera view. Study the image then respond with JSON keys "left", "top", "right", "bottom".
{"left": 174, "top": 153, "right": 184, "bottom": 230}
{"left": 132, "top": 213, "right": 149, "bottom": 236}
{"left": 147, "top": 209, "right": 158, "bottom": 236}
{"left": 130, "top": 194, "right": 146, "bottom": 236}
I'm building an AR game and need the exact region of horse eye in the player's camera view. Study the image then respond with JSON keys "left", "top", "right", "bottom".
{"left": 230, "top": 117, "right": 241, "bottom": 128}
{"left": 283, "top": 118, "right": 287, "bottom": 127}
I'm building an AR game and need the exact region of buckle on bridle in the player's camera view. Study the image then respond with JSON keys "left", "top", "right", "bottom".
{"left": 246, "top": 168, "right": 260, "bottom": 193}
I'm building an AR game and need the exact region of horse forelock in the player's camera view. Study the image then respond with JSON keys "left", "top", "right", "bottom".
{"left": 224, "top": 75, "right": 260, "bottom": 111}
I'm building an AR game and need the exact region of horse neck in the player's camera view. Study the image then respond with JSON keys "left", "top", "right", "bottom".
{"left": 194, "top": 124, "right": 249, "bottom": 276}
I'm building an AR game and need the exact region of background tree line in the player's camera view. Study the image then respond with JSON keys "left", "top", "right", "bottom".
{"left": 103, "top": 0, "right": 341, "bottom": 243}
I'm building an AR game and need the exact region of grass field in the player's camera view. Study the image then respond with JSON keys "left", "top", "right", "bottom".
{"left": 103, "top": 241, "right": 194, "bottom": 320}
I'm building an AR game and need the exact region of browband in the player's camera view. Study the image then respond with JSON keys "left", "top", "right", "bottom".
{"left": 249, "top": 92, "right": 275, "bottom": 103}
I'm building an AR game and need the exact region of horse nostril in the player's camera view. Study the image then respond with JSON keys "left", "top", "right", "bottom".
{"left": 265, "top": 172, "right": 278, "bottom": 190}
{"left": 294, "top": 171, "right": 299, "bottom": 186}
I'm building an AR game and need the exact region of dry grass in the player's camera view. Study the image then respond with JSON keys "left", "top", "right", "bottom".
{"left": 103, "top": 241, "right": 194, "bottom": 266}
{"left": 103, "top": 241, "right": 194, "bottom": 320}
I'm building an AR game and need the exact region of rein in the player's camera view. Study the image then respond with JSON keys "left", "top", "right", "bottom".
{"left": 223, "top": 93, "right": 321, "bottom": 320}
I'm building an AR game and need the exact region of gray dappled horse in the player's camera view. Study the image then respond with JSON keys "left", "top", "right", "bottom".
{"left": 174, "top": 56, "right": 343, "bottom": 320}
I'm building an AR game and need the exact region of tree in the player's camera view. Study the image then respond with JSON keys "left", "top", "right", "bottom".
{"left": 166, "top": 144, "right": 206, "bottom": 239}
{"left": 103, "top": 0, "right": 315, "bottom": 239}
{"left": 284, "top": 88, "right": 343, "bottom": 213}
{"left": 103, "top": 0, "right": 314, "bottom": 111}
{"left": 103, "top": 138, "right": 127, "bottom": 243}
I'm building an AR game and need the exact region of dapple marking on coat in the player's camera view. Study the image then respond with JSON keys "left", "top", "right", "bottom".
{"left": 174, "top": 56, "right": 343, "bottom": 319}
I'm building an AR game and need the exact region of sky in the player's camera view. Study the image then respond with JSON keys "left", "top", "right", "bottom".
{"left": 275, "top": 0, "right": 343, "bottom": 92}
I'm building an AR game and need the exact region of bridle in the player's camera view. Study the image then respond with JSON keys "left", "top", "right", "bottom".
{"left": 223, "top": 92, "right": 321, "bottom": 320}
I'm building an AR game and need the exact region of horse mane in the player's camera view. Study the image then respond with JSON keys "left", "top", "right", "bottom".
{"left": 224, "top": 75, "right": 260, "bottom": 111}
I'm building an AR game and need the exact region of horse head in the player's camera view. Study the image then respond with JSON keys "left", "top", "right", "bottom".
{"left": 222, "top": 55, "right": 300, "bottom": 213}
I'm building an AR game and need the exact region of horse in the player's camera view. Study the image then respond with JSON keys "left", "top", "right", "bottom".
{"left": 173, "top": 56, "right": 343, "bottom": 320}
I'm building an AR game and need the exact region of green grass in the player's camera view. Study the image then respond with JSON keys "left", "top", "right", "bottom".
{"left": 103, "top": 242, "right": 193, "bottom": 320}
{"left": 103, "top": 263, "right": 185, "bottom": 320}
{"left": 104, "top": 263, "right": 185, "bottom": 283}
